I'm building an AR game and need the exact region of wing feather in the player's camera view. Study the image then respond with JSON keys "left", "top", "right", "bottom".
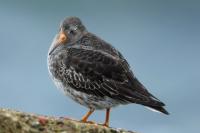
{"left": 60, "top": 46, "right": 164, "bottom": 106}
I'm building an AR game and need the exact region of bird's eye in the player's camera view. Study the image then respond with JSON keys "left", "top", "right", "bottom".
{"left": 64, "top": 25, "right": 69, "bottom": 30}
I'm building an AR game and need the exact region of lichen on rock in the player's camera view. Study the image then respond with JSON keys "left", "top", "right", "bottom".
{"left": 0, "top": 108, "right": 136, "bottom": 133}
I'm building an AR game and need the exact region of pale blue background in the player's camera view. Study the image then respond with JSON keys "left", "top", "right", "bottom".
{"left": 0, "top": 0, "right": 200, "bottom": 133}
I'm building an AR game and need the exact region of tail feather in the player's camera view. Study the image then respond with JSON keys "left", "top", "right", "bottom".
{"left": 147, "top": 105, "right": 169, "bottom": 115}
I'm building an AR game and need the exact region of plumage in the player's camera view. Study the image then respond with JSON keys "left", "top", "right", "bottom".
{"left": 47, "top": 17, "right": 169, "bottom": 126}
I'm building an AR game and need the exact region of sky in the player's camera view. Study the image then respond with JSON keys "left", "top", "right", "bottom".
{"left": 0, "top": 0, "right": 200, "bottom": 133}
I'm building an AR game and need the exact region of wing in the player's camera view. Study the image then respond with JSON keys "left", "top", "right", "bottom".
{"left": 61, "top": 46, "right": 164, "bottom": 106}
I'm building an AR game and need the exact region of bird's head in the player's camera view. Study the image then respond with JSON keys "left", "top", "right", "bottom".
{"left": 59, "top": 17, "right": 86, "bottom": 44}
{"left": 49, "top": 17, "right": 86, "bottom": 55}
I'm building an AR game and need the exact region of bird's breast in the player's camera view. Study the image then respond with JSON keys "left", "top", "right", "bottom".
{"left": 47, "top": 46, "right": 69, "bottom": 79}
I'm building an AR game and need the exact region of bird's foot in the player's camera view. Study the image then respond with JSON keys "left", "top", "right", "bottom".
{"left": 99, "top": 122, "right": 109, "bottom": 127}
{"left": 80, "top": 120, "right": 96, "bottom": 124}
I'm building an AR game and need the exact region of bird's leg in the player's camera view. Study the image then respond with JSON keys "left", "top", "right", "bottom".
{"left": 103, "top": 108, "right": 110, "bottom": 127}
{"left": 81, "top": 108, "right": 95, "bottom": 123}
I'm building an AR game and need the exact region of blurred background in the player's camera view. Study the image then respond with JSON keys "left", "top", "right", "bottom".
{"left": 0, "top": 0, "right": 200, "bottom": 133}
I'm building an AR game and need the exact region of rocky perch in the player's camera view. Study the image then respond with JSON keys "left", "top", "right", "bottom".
{"left": 0, "top": 108, "right": 136, "bottom": 133}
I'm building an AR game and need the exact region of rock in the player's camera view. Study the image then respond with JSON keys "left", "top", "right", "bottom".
{"left": 0, "top": 108, "right": 137, "bottom": 133}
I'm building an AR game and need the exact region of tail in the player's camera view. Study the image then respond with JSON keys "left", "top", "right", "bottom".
{"left": 146, "top": 105, "right": 169, "bottom": 115}
{"left": 122, "top": 77, "right": 170, "bottom": 115}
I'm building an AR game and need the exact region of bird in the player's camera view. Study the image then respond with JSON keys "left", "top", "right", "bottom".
{"left": 47, "top": 17, "right": 169, "bottom": 127}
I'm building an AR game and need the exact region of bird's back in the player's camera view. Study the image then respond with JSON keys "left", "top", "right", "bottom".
{"left": 74, "top": 33, "right": 169, "bottom": 114}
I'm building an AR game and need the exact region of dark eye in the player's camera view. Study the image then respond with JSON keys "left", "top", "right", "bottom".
{"left": 64, "top": 25, "right": 69, "bottom": 30}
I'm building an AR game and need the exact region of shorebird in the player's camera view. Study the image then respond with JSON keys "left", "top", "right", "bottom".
{"left": 47, "top": 17, "right": 169, "bottom": 127}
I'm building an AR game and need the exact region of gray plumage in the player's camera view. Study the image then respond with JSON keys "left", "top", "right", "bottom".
{"left": 47, "top": 17, "right": 169, "bottom": 115}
